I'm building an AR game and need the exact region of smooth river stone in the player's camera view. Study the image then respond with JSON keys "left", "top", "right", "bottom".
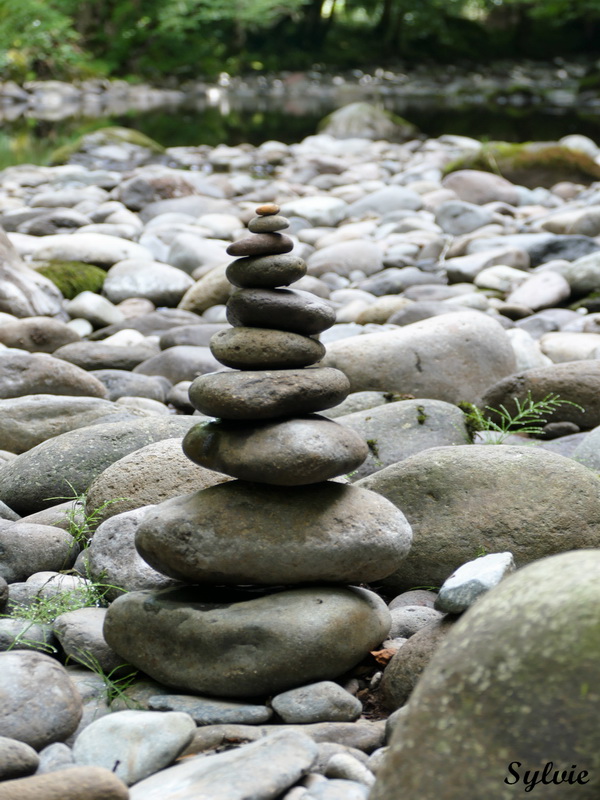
{"left": 226, "top": 233, "right": 293, "bottom": 257}
{"left": 371, "top": 551, "right": 600, "bottom": 800}
{"left": 182, "top": 415, "right": 368, "bottom": 484}
{"left": 226, "top": 288, "right": 336, "bottom": 335}
{"left": 226, "top": 254, "right": 307, "bottom": 288}
{"left": 248, "top": 214, "right": 289, "bottom": 233}
{"left": 210, "top": 327, "right": 326, "bottom": 370}
{"left": 135, "top": 481, "right": 411, "bottom": 585}
{"left": 188, "top": 367, "right": 350, "bottom": 420}
{"left": 103, "top": 584, "right": 392, "bottom": 697}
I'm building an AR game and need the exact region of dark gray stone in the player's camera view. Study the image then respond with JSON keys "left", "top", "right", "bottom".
{"left": 379, "top": 619, "right": 455, "bottom": 711}
{"left": 0, "top": 736, "right": 39, "bottom": 780}
{"left": 182, "top": 415, "right": 368, "bottom": 484}
{"left": 104, "top": 585, "right": 391, "bottom": 697}
{"left": 210, "top": 327, "right": 325, "bottom": 370}
{"left": 226, "top": 254, "right": 307, "bottom": 288}
{"left": 226, "top": 232, "right": 294, "bottom": 257}
{"left": 148, "top": 694, "right": 273, "bottom": 725}
{"left": 226, "top": 288, "right": 335, "bottom": 335}
{"left": 159, "top": 323, "right": 229, "bottom": 349}
{"left": 189, "top": 367, "right": 350, "bottom": 420}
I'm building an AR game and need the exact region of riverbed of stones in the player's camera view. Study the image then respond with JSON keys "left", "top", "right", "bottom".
{"left": 1, "top": 126, "right": 600, "bottom": 798}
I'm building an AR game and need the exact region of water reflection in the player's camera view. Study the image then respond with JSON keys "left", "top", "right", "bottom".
{"left": 1, "top": 81, "right": 600, "bottom": 168}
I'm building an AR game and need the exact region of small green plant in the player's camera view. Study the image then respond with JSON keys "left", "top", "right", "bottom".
{"left": 68, "top": 649, "right": 140, "bottom": 708}
{"left": 460, "top": 392, "right": 584, "bottom": 445}
{"left": 44, "top": 484, "right": 128, "bottom": 563}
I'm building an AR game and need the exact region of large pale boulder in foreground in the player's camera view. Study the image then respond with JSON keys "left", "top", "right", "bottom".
{"left": 371, "top": 551, "right": 600, "bottom": 800}
{"left": 358, "top": 445, "right": 600, "bottom": 592}
{"left": 322, "top": 312, "right": 516, "bottom": 405}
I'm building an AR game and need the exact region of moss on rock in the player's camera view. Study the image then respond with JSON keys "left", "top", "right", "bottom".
{"left": 50, "top": 126, "right": 165, "bottom": 165}
{"left": 444, "top": 141, "right": 600, "bottom": 188}
{"left": 33, "top": 260, "right": 106, "bottom": 299}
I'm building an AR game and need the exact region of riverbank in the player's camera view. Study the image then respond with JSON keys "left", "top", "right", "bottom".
{"left": 1, "top": 123, "right": 600, "bottom": 796}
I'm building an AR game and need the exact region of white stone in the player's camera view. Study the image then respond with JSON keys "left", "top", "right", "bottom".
{"left": 435, "top": 552, "right": 516, "bottom": 613}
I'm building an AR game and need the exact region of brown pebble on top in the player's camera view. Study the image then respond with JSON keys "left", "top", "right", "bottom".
{"left": 256, "top": 203, "right": 280, "bottom": 216}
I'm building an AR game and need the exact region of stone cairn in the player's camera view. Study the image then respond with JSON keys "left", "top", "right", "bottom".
{"left": 104, "top": 204, "right": 412, "bottom": 698}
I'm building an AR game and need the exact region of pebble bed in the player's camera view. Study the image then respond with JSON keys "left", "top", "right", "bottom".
{"left": 1, "top": 123, "right": 600, "bottom": 799}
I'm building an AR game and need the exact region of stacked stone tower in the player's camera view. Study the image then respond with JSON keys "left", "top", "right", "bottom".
{"left": 104, "top": 205, "right": 412, "bottom": 698}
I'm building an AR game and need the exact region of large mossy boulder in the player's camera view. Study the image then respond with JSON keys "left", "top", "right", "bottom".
{"left": 318, "top": 102, "right": 419, "bottom": 142}
{"left": 50, "top": 126, "right": 165, "bottom": 168}
{"left": 371, "top": 550, "right": 600, "bottom": 800}
{"left": 33, "top": 261, "right": 106, "bottom": 300}
{"left": 444, "top": 141, "right": 600, "bottom": 188}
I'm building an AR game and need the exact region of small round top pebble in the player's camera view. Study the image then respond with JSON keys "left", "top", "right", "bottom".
{"left": 256, "top": 203, "right": 280, "bottom": 216}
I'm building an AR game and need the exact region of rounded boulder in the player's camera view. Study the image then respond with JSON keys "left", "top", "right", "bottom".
{"left": 358, "top": 445, "right": 600, "bottom": 592}
{"left": 104, "top": 584, "right": 391, "bottom": 697}
{"left": 135, "top": 480, "right": 412, "bottom": 585}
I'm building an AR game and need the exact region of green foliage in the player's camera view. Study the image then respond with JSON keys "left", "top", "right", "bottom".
{"left": 3, "top": 0, "right": 600, "bottom": 81}
{"left": 33, "top": 261, "right": 106, "bottom": 299}
{"left": 0, "top": 0, "right": 93, "bottom": 80}
{"left": 461, "top": 392, "right": 584, "bottom": 445}
{"left": 67, "top": 649, "right": 140, "bottom": 707}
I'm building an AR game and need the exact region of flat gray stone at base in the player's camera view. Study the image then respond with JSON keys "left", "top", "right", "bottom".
{"left": 129, "top": 730, "right": 318, "bottom": 800}
{"left": 148, "top": 694, "right": 273, "bottom": 725}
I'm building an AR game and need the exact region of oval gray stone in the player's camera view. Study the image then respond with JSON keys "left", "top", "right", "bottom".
{"left": 182, "top": 416, "right": 368, "bottom": 484}
{"left": 0, "top": 417, "right": 197, "bottom": 515}
{"left": 226, "top": 288, "right": 336, "bottom": 335}
{"left": 226, "top": 232, "right": 293, "bottom": 257}
{"left": 272, "top": 682, "right": 362, "bottom": 724}
{"left": 210, "top": 327, "right": 326, "bottom": 370}
{"left": 0, "top": 352, "right": 108, "bottom": 400}
{"left": 104, "top": 585, "right": 391, "bottom": 697}
{"left": 226, "top": 254, "right": 307, "bottom": 288}
{"left": 371, "top": 551, "right": 600, "bottom": 800}
{"left": 0, "top": 523, "right": 76, "bottom": 583}
{"left": 189, "top": 367, "right": 350, "bottom": 420}
{"left": 358, "top": 445, "right": 600, "bottom": 592}
{"left": 0, "top": 651, "right": 82, "bottom": 749}
{"left": 0, "top": 736, "right": 39, "bottom": 780}
{"left": 135, "top": 481, "right": 411, "bottom": 585}
{"left": 322, "top": 311, "right": 516, "bottom": 405}
{"left": 72, "top": 709, "right": 196, "bottom": 785}
{"left": 0, "top": 317, "right": 79, "bottom": 353}
{"left": 248, "top": 214, "right": 289, "bottom": 233}
{"left": 0, "top": 394, "right": 151, "bottom": 455}
{"left": 53, "top": 341, "right": 159, "bottom": 372}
